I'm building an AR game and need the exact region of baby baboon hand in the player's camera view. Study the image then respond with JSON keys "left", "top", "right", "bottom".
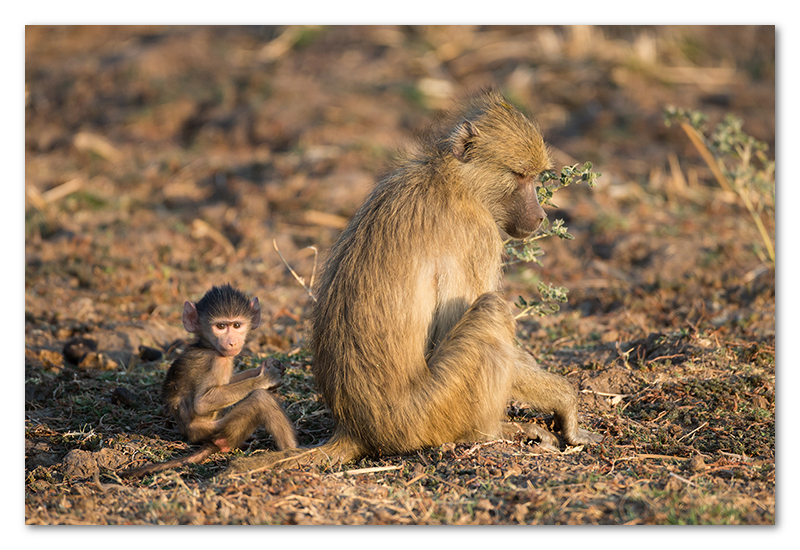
{"left": 257, "top": 363, "right": 283, "bottom": 390}
{"left": 263, "top": 357, "right": 287, "bottom": 375}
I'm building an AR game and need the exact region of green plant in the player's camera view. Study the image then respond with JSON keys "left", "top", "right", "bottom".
{"left": 505, "top": 162, "right": 600, "bottom": 318}
{"left": 664, "top": 106, "right": 775, "bottom": 265}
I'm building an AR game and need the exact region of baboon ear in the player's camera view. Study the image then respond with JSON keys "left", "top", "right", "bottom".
{"left": 452, "top": 120, "right": 480, "bottom": 163}
{"left": 182, "top": 301, "right": 200, "bottom": 333}
{"left": 249, "top": 297, "right": 261, "bottom": 330}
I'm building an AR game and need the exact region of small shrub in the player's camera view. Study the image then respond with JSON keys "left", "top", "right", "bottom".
{"left": 505, "top": 162, "right": 600, "bottom": 318}
{"left": 664, "top": 107, "right": 775, "bottom": 265}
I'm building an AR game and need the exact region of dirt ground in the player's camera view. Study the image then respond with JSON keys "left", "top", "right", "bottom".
{"left": 24, "top": 25, "right": 775, "bottom": 525}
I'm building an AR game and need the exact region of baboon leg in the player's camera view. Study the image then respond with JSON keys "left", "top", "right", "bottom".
{"left": 215, "top": 389, "right": 297, "bottom": 452}
{"left": 510, "top": 353, "right": 602, "bottom": 445}
{"left": 184, "top": 416, "right": 221, "bottom": 443}
{"left": 253, "top": 390, "right": 297, "bottom": 451}
{"left": 422, "top": 293, "right": 518, "bottom": 444}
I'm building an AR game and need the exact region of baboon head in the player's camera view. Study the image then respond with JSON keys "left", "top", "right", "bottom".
{"left": 450, "top": 92, "right": 550, "bottom": 239}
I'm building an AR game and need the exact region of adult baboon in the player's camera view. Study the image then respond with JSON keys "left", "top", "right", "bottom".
{"left": 229, "top": 90, "right": 600, "bottom": 473}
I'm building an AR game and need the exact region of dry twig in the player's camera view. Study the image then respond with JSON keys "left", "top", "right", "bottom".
{"left": 273, "top": 239, "right": 318, "bottom": 302}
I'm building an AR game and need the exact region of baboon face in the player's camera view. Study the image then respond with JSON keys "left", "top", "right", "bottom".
{"left": 499, "top": 171, "right": 547, "bottom": 239}
{"left": 451, "top": 96, "right": 550, "bottom": 239}
{"left": 182, "top": 284, "right": 261, "bottom": 357}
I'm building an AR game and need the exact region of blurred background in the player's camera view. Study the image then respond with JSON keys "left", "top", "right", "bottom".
{"left": 24, "top": 25, "right": 775, "bottom": 347}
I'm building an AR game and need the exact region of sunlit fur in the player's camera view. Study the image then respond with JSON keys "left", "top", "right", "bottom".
{"left": 227, "top": 91, "right": 599, "bottom": 474}
{"left": 122, "top": 286, "right": 295, "bottom": 478}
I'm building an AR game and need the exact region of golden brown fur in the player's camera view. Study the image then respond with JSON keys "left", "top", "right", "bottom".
{"left": 227, "top": 91, "right": 600, "bottom": 474}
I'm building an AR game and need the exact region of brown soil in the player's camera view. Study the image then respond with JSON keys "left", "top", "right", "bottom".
{"left": 24, "top": 25, "right": 775, "bottom": 525}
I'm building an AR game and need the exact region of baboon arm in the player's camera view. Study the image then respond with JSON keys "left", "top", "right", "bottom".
{"left": 229, "top": 368, "right": 261, "bottom": 383}
{"left": 194, "top": 378, "right": 268, "bottom": 416}
{"left": 511, "top": 354, "right": 603, "bottom": 446}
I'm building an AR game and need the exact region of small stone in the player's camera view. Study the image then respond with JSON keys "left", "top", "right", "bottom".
{"left": 138, "top": 346, "right": 163, "bottom": 362}
{"left": 61, "top": 449, "right": 99, "bottom": 480}
{"left": 689, "top": 455, "right": 707, "bottom": 472}
{"left": 78, "top": 352, "right": 118, "bottom": 371}
{"left": 111, "top": 387, "right": 136, "bottom": 407}
{"left": 94, "top": 448, "right": 131, "bottom": 470}
{"left": 38, "top": 349, "right": 64, "bottom": 372}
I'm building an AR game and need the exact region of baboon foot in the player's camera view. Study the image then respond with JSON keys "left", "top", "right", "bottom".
{"left": 502, "top": 421, "right": 559, "bottom": 451}
{"left": 564, "top": 428, "right": 603, "bottom": 446}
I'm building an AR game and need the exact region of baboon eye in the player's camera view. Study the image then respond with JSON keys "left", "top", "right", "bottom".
{"left": 233, "top": 322, "right": 241, "bottom": 329}
{"left": 216, "top": 323, "right": 226, "bottom": 330}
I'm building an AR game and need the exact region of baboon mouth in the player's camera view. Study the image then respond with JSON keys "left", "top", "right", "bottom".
{"left": 506, "top": 226, "right": 538, "bottom": 239}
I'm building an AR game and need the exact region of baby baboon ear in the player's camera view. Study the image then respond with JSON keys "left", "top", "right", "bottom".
{"left": 452, "top": 120, "right": 480, "bottom": 163}
{"left": 182, "top": 300, "right": 200, "bottom": 333}
{"left": 249, "top": 297, "right": 261, "bottom": 330}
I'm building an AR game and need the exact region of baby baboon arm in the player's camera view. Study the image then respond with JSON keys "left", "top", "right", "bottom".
{"left": 194, "top": 369, "right": 281, "bottom": 416}
{"left": 229, "top": 358, "right": 286, "bottom": 384}
{"left": 229, "top": 368, "right": 261, "bottom": 384}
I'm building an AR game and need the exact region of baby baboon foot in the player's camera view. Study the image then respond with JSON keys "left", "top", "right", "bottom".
{"left": 527, "top": 424, "right": 560, "bottom": 451}
{"left": 214, "top": 437, "right": 232, "bottom": 453}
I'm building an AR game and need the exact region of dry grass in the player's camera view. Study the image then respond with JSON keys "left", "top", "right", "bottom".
{"left": 25, "top": 25, "right": 774, "bottom": 525}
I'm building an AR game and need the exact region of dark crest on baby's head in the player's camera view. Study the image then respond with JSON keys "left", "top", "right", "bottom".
{"left": 196, "top": 284, "right": 253, "bottom": 321}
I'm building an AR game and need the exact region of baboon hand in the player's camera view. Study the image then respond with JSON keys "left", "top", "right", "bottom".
{"left": 263, "top": 357, "right": 287, "bottom": 375}
{"left": 256, "top": 364, "right": 283, "bottom": 390}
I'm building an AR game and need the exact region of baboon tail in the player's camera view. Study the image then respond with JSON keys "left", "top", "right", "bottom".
{"left": 120, "top": 444, "right": 218, "bottom": 479}
{"left": 225, "top": 432, "right": 363, "bottom": 475}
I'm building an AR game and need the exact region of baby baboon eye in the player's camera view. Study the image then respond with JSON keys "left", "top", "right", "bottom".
{"left": 216, "top": 323, "right": 226, "bottom": 330}
{"left": 233, "top": 322, "right": 241, "bottom": 329}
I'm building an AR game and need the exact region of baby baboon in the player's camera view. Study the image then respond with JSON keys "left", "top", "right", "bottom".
{"left": 228, "top": 90, "right": 600, "bottom": 473}
{"left": 122, "top": 284, "right": 296, "bottom": 478}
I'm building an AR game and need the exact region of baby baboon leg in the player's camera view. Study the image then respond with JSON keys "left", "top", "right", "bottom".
{"left": 253, "top": 389, "right": 297, "bottom": 450}
{"left": 184, "top": 416, "right": 222, "bottom": 444}
{"left": 510, "top": 354, "right": 602, "bottom": 445}
{"left": 214, "top": 389, "right": 296, "bottom": 452}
